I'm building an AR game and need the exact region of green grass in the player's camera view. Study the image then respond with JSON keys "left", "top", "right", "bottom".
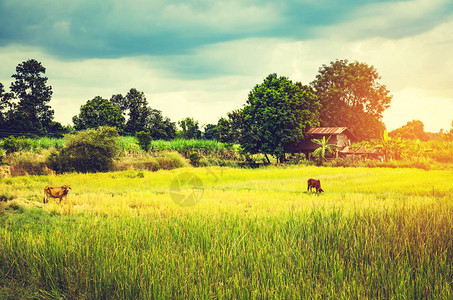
{"left": 0, "top": 166, "right": 452, "bottom": 298}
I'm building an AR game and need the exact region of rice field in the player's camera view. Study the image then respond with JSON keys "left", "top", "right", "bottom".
{"left": 0, "top": 166, "right": 452, "bottom": 299}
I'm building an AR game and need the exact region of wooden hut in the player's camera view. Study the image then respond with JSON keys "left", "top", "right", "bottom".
{"left": 298, "top": 127, "right": 357, "bottom": 158}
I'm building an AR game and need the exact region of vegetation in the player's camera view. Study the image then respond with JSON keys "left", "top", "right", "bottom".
{"left": 72, "top": 96, "right": 125, "bottom": 130}
{"left": 389, "top": 120, "right": 429, "bottom": 141}
{"left": 178, "top": 117, "right": 202, "bottom": 139}
{"left": 220, "top": 73, "right": 320, "bottom": 163}
{"left": 311, "top": 135, "right": 336, "bottom": 166}
{"left": 1, "top": 136, "right": 32, "bottom": 154}
{"left": 311, "top": 59, "right": 391, "bottom": 140}
{"left": 0, "top": 166, "right": 452, "bottom": 298}
{"left": 135, "top": 131, "right": 153, "bottom": 152}
{"left": 0, "top": 59, "right": 66, "bottom": 136}
{"left": 48, "top": 127, "right": 120, "bottom": 173}
{"left": 1, "top": 55, "right": 452, "bottom": 299}
{"left": 111, "top": 88, "right": 177, "bottom": 139}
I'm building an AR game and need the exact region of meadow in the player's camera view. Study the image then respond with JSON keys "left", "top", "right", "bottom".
{"left": 0, "top": 165, "right": 453, "bottom": 299}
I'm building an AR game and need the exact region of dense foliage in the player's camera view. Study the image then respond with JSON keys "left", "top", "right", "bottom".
{"left": 110, "top": 88, "right": 177, "bottom": 139}
{"left": 389, "top": 120, "right": 429, "bottom": 141}
{"left": 72, "top": 96, "right": 125, "bottom": 130}
{"left": 178, "top": 117, "right": 202, "bottom": 139}
{"left": 0, "top": 59, "right": 66, "bottom": 136}
{"left": 48, "top": 126, "right": 120, "bottom": 173}
{"left": 221, "top": 74, "right": 320, "bottom": 162}
{"left": 135, "top": 131, "right": 152, "bottom": 152}
{"left": 311, "top": 59, "right": 391, "bottom": 141}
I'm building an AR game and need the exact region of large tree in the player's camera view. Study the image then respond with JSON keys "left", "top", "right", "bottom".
{"left": 311, "top": 59, "right": 391, "bottom": 140}
{"left": 111, "top": 90, "right": 176, "bottom": 139}
{"left": 217, "top": 109, "right": 243, "bottom": 144}
{"left": 389, "top": 120, "right": 429, "bottom": 141}
{"left": 111, "top": 88, "right": 149, "bottom": 134}
{"left": 5, "top": 59, "right": 56, "bottom": 134}
{"left": 178, "top": 117, "right": 202, "bottom": 139}
{"left": 238, "top": 73, "right": 320, "bottom": 162}
{"left": 203, "top": 124, "right": 219, "bottom": 140}
{"left": 72, "top": 96, "right": 125, "bottom": 130}
{"left": 142, "top": 108, "right": 177, "bottom": 140}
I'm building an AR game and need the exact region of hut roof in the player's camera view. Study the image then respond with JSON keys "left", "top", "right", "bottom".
{"left": 307, "top": 127, "right": 357, "bottom": 141}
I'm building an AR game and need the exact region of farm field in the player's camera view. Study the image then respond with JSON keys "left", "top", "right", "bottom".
{"left": 1, "top": 166, "right": 453, "bottom": 299}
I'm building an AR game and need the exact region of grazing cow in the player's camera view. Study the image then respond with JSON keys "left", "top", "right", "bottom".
{"left": 43, "top": 185, "right": 71, "bottom": 204}
{"left": 307, "top": 178, "right": 324, "bottom": 193}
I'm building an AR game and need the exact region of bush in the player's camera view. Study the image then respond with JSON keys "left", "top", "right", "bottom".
{"left": 428, "top": 148, "right": 453, "bottom": 164}
{"left": 189, "top": 152, "right": 201, "bottom": 167}
{"left": 135, "top": 131, "right": 152, "bottom": 152}
{"left": 6, "top": 152, "right": 49, "bottom": 175}
{"left": 48, "top": 127, "right": 120, "bottom": 173}
{"left": 1, "top": 136, "right": 31, "bottom": 154}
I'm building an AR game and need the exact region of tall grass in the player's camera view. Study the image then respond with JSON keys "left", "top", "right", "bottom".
{"left": 27, "top": 136, "right": 65, "bottom": 152}
{"left": 1, "top": 204, "right": 452, "bottom": 298}
{"left": 149, "top": 139, "right": 238, "bottom": 158}
{"left": 0, "top": 166, "right": 452, "bottom": 298}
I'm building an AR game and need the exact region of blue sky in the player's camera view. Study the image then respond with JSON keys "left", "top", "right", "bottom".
{"left": 1, "top": 0, "right": 453, "bottom": 132}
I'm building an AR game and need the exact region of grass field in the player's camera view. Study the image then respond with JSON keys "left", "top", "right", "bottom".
{"left": 1, "top": 166, "right": 452, "bottom": 299}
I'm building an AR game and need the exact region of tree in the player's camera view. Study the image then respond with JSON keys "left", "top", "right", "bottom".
{"left": 142, "top": 108, "right": 177, "bottom": 140}
{"left": 389, "top": 120, "right": 429, "bottom": 141}
{"left": 6, "top": 59, "right": 57, "bottom": 134}
{"left": 203, "top": 124, "right": 219, "bottom": 140}
{"left": 72, "top": 96, "right": 125, "bottom": 130}
{"left": 110, "top": 88, "right": 176, "bottom": 138}
{"left": 0, "top": 83, "right": 14, "bottom": 128}
{"left": 217, "top": 109, "right": 243, "bottom": 144}
{"left": 311, "top": 59, "right": 392, "bottom": 141}
{"left": 178, "top": 117, "right": 202, "bottom": 139}
{"left": 111, "top": 88, "right": 149, "bottom": 134}
{"left": 240, "top": 73, "right": 320, "bottom": 163}
{"left": 311, "top": 135, "right": 336, "bottom": 166}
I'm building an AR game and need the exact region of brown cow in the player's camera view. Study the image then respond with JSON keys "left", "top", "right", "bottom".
{"left": 307, "top": 178, "right": 323, "bottom": 193}
{"left": 43, "top": 185, "right": 71, "bottom": 204}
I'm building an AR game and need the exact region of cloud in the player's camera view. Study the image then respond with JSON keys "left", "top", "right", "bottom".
{"left": 1, "top": 1, "right": 452, "bottom": 132}
{"left": 316, "top": 0, "right": 453, "bottom": 40}
{"left": 0, "top": 0, "right": 284, "bottom": 58}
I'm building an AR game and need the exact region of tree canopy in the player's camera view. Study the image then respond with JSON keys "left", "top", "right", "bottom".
{"left": 72, "top": 96, "right": 125, "bottom": 130}
{"left": 389, "top": 120, "right": 429, "bottom": 141}
{"left": 311, "top": 59, "right": 391, "bottom": 141}
{"left": 223, "top": 73, "right": 320, "bottom": 162}
{"left": 178, "top": 117, "right": 202, "bottom": 139}
{"left": 110, "top": 88, "right": 176, "bottom": 139}
{"left": 0, "top": 59, "right": 63, "bottom": 135}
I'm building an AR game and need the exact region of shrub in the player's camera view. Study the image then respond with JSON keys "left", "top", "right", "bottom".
{"left": 48, "top": 127, "right": 120, "bottom": 173}
{"left": 6, "top": 152, "right": 49, "bottom": 175}
{"left": 428, "top": 148, "right": 453, "bottom": 164}
{"left": 1, "top": 136, "right": 31, "bottom": 154}
{"left": 189, "top": 152, "right": 201, "bottom": 167}
{"left": 135, "top": 131, "right": 152, "bottom": 152}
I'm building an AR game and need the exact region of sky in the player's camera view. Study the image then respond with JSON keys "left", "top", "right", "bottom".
{"left": 1, "top": 0, "right": 452, "bottom": 132}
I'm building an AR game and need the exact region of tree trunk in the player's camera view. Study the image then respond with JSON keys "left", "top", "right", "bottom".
{"left": 264, "top": 153, "right": 271, "bottom": 164}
